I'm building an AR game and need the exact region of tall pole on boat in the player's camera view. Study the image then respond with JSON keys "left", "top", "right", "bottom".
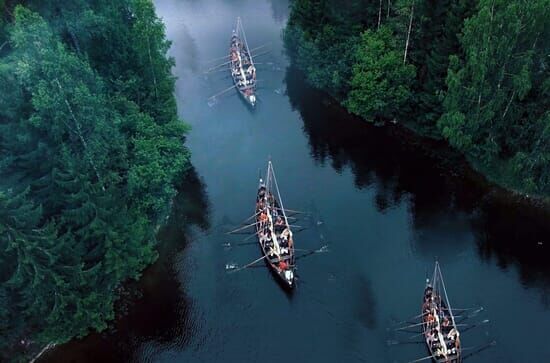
{"left": 437, "top": 263, "right": 458, "bottom": 331}
{"left": 269, "top": 161, "right": 291, "bottom": 239}
{"left": 238, "top": 17, "right": 255, "bottom": 68}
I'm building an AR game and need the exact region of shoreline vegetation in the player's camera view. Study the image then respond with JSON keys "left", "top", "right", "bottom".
{"left": 283, "top": 0, "right": 549, "bottom": 201}
{"left": 0, "top": 1, "right": 192, "bottom": 361}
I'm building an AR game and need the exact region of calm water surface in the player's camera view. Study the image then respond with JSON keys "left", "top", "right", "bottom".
{"left": 40, "top": 0, "right": 550, "bottom": 362}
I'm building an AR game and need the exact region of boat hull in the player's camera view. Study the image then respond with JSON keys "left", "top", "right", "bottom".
{"left": 254, "top": 173, "right": 295, "bottom": 290}
{"left": 229, "top": 27, "right": 256, "bottom": 107}
{"left": 422, "top": 285, "right": 462, "bottom": 363}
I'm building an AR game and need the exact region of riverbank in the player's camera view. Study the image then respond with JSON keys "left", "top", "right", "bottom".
{"left": 0, "top": 2, "right": 195, "bottom": 362}
{"left": 285, "top": 65, "right": 550, "bottom": 218}
{"left": 283, "top": 0, "right": 549, "bottom": 201}
{"left": 30, "top": 1, "right": 550, "bottom": 361}
{"left": 34, "top": 168, "right": 209, "bottom": 363}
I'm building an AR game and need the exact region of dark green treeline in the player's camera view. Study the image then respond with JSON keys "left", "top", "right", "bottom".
{"left": 284, "top": 0, "right": 549, "bottom": 197}
{"left": 0, "top": 0, "right": 190, "bottom": 359}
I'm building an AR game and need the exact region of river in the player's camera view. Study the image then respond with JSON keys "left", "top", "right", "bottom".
{"left": 39, "top": 1, "right": 550, "bottom": 362}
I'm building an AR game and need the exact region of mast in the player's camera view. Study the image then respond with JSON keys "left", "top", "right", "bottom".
{"left": 269, "top": 161, "right": 290, "bottom": 232}
{"left": 437, "top": 263, "right": 458, "bottom": 330}
{"left": 237, "top": 17, "right": 255, "bottom": 68}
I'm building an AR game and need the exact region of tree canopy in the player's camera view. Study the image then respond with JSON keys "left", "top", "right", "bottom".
{"left": 0, "top": 1, "right": 191, "bottom": 360}
{"left": 285, "top": 0, "right": 549, "bottom": 196}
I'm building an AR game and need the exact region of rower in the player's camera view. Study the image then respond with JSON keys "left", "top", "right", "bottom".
{"left": 427, "top": 313, "right": 435, "bottom": 324}
{"left": 259, "top": 211, "right": 268, "bottom": 224}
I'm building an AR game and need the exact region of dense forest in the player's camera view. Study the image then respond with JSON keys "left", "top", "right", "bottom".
{"left": 0, "top": 0, "right": 190, "bottom": 360}
{"left": 284, "top": 0, "right": 549, "bottom": 197}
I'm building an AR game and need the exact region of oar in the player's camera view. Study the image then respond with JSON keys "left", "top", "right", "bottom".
{"left": 392, "top": 312, "right": 429, "bottom": 326}
{"left": 406, "top": 354, "right": 435, "bottom": 363}
{"left": 294, "top": 245, "right": 329, "bottom": 261}
{"left": 223, "top": 241, "right": 257, "bottom": 248}
{"left": 455, "top": 307, "right": 484, "bottom": 324}
{"left": 462, "top": 340, "right": 496, "bottom": 360}
{"left": 398, "top": 329, "right": 422, "bottom": 334}
{"left": 274, "top": 207, "right": 307, "bottom": 214}
{"left": 444, "top": 307, "right": 482, "bottom": 312}
{"left": 460, "top": 319, "right": 490, "bottom": 333}
{"left": 387, "top": 339, "right": 424, "bottom": 346}
{"left": 204, "top": 43, "right": 271, "bottom": 64}
{"left": 249, "top": 43, "right": 271, "bottom": 55}
{"left": 228, "top": 254, "right": 269, "bottom": 273}
{"left": 204, "top": 59, "right": 232, "bottom": 73}
{"left": 293, "top": 246, "right": 329, "bottom": 254}
{"left": 408, "top": 330, "right": 427, "bottom": 340}
{"left": 395, "top": 321, "right": 427, "bottom": 331}
{"left": 250, "top": 50, "right": 270, "bottom": 60}
{"left": 208, "top": 84, "right": 237, "bottom": 101}
{"left": 241, "top": 211, "right": 261, "bottom": 224}
{"left": 226, "top": 221, "right": 260, "bottom": 234}
{"left": 229, "top": 228, "right": 263, "bottom": 245}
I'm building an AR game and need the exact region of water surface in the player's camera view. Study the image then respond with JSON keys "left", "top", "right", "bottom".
{"left": 40, "top": 1, "right": 550, "bottom": 362}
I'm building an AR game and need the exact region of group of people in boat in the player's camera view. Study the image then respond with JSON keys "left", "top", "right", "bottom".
{"left": 256, "top": 185, "right": 293, "bottom": 273}
{"left": 230, "top": 32, "right": 256, "bottom": 92}
{"left": 423, "top": 286, "right": 461, "bottom": 362}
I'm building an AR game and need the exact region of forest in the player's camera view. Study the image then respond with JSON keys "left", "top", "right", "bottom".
{"left": 284, "top": 0, "right": 549, "bottom": 197}
{"left": 0, "top": 0, "right": 190, "bottom": 360}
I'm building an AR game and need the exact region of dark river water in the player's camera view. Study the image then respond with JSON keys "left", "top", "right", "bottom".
{"left": 39, "top": 1, "right": 550, "bottom": 362}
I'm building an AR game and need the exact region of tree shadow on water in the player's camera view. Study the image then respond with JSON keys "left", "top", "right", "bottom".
{"left": 284, "top": 64, "right": 550, "bottom": 305}
{"left": 38, "top": 167, "right": 210, "bottom": 363}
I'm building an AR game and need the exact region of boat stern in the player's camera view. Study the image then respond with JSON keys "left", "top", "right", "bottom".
{"left": 248, "top": 94, "right": 256, "bottom": 107}
{"left": 283, "top": 269, "right": 294, "bottom": 288}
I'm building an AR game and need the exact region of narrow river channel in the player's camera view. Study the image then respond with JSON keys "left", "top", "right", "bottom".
{"left": 39, "top": 1, "right": 550, "bottom": 362}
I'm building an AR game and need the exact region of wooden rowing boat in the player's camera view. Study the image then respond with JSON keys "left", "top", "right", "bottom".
{"left": 254, "top": 161, "right": 295, "bottom": 288}
{"left": 422, "top": 262, "right": 462, "bottom": 363}
{"left": 229, "top": 17, "right": 257, "bottom": 107}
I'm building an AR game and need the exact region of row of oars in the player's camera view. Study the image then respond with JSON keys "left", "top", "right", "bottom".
{"left": 405, "top": 340, "right": 497, "bottom": 363}
{"left": 203, "top": 44, "right": 271, "bottom": 74}
{"left": 390, "top": 305, "right": 494, "bottom": 362}
{"left": 204, "top": 42, "right": 272, "bottom": 104}
{"left": 223, "top": 208, "right": 329, "bottom": 272}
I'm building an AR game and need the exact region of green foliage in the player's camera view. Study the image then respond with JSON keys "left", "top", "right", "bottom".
{"left": 345, "top": 26, "right": 415, "bottom": 121}
{"left": 285, "top": 0, "right": 550, "bottom": 196}
{"left": 0, "top": 1, "right": 191, "bottom": 358}
{"left": 438, "top": 0, "right": 550, "bottom": 194}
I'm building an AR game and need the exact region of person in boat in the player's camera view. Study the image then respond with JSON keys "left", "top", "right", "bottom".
{"left": 258, "top": 229, "right": 266, "bottom": 242}
{"left": 259, "top": 211, "right": 268, "bottom": 225}
{"left": 442, "top": 316, "right": 450, "bottom": 328}
{"left": 426, "top": 312, "right": 435, "bottom": 324}
{"left": 265, "top": 231, "right": 273, "bottom": 249}
{"left": 274, "top": 217, "right": 284, "bottom": 233}
{"left": 279, "top": 260, "right": 288, "bottom": 271}
{"left": 447, "top": 328, "right": 458, "bottom": 341}
{"left": 426, "top": 330, "right": 436, "bottom": 344}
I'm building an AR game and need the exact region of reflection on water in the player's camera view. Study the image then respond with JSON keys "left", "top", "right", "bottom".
{"left": 38, "top": 168, "right": 210, "bottom": 363}
{"left": 285, "top": 64, "right": 550, "bottom": 300}
{"left": 36, "top": 1, "right": 550, "bottom": 362}
{"left": 268, "top": 0, "right": 289, "bottom": 23}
